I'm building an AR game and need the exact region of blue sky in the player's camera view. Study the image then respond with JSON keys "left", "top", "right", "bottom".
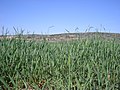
{"left": 0, "top": 0, "right": 120, "bottom": 35}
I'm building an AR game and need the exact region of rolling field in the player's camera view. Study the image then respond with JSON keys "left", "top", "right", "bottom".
{"left": 0, "top": 33, "right": 120, "bottom": 90}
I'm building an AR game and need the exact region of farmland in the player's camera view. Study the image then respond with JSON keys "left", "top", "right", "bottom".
{"left": 0, "top": 32, "right": 120, "bottom": 90}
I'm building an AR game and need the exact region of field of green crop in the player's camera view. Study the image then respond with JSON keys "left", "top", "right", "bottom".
{"left": 0, "top": 35, "right": 120, "bottom": 90}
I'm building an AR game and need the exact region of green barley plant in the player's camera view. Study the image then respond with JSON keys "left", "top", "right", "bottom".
{"left": 0, "top": 30, "right": 120, "bottom": 90}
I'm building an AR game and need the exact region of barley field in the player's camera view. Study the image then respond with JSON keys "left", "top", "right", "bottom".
{"left": 0, "top": 34, "right": 120, "bottom": 90}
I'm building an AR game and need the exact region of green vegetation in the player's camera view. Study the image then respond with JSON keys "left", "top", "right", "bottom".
{"left": 0, "top": 34, "right": 120, "bottom": 90}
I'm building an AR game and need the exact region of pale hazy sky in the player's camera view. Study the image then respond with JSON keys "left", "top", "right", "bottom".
{"left": 0, "top": 0, "right": 120, "bottom": 35}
